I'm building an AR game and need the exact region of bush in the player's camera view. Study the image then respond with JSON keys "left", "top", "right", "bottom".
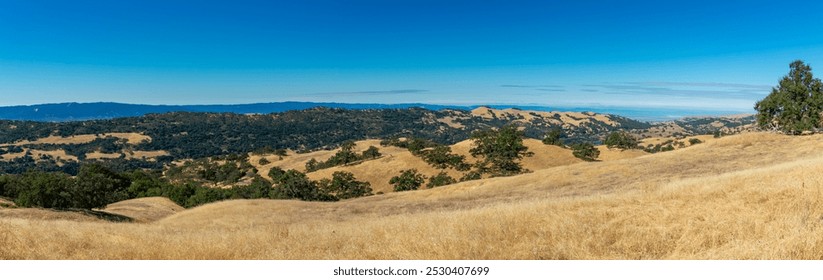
{"left": 258, "top": 157, "right": 271, "bottom": 165}
{"left": 688, "top": 138, "right": 702, "bottom": 145}
{"left": 362, "top": 146, "right": 382, "bottom": 159}
{"left": 317, "top": 171, "right": 372, "bottom": 199}
{"left": 427, "top": 171, "right": 457, "bottom": 188}
{"left": 604, "top": 131, "right": 638, "bottom": 150}
{"left": 542, "top": 129, "right": 564, "bottom": 146}
{"left": 571, "top": 142, "right": 599, "bottom": 161}
{"left": 390, "top": 169, "right": 426, "bottom": 192}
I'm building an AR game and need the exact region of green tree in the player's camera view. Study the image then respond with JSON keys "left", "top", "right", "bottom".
{"left": 755, "top": 60, "right": 823, "bottom": 133}
{"left": 571, "top": 142, "right": 599, "bottom": 161}
{"left": 319, "top": 171, "right": 372, "bottom": 199}
{"left": 272, "top": 169, "right": 335, "bottom": 201}
{"left": 542, "top": 128, "right": 564, "bottom": 146}
{"left": 604, "top": 131, "right": 638, "bottom": 150}
{"left": 304, "top": 158, "right": 319, "bottom": 172}
{"left": 274, "top": 149, "right": 288, "bottom": 160}
{"left": 258, "top": 157, "right": 271, "bottom": 165}
{"left": 469, "top": 125, "right": 533, "bottom": 176}
{"left": 12, "top": 171, "right": 74, "bottom": 208}
{"left": 389, "top": 169, "right": 426, "bottom": 192}
{"left": 72, "top": 164, "right": 131, "bottom": 209}
{"left": 427, "top": 171, "right": 457, "bottom": 188}
{"left": 362, "top": 146, "right": 382, "bottom": 159}
{"left": 421, "top": 145, "right": 463, "bottom": 170}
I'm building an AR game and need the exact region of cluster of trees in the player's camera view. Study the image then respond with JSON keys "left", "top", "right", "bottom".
{"left": 388, "top": 169, "right": 458, "bottom": 191}
{"left": 380, "top": 137, "right": 438, "bottom": 154}
{"left": 0, "top": 161, "right": 378, "bottom": 211}
{"left": 603, "top": 131, "right": 639, "bottom": 150}
{"left": 165, "top": 154, "right": 257, "bottom": 185}
{"left": 268, "top": 167, "right": 372, "bottom": 201}
{"left": 0, "top": 164, "right": 134, "bottom": 209}
{"left": 305, "top": 142, "right": 382, "bottom": 172}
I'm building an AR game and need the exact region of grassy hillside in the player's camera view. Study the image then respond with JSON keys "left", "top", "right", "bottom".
{"left": 2, "top": 132, "right": 823, "bottom": 259}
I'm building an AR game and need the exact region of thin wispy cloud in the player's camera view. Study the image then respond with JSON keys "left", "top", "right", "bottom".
{"left": 500, "top": 84, "right": 564, "bottom": 88}
{"left": 583, "top": 82, "right": 771, "bottom": 99}
{"left": 630, "top": 82, "right": 773, "bottom": 90}
{"left": 312, "top": 89, "right": 429, "bottom": 96}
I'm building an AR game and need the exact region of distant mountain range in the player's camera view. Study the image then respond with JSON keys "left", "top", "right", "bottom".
{"left": 0, "top": 102, "right": 473, "bottom": 122}
{"left": 0, "top": 102, "right": 752, "bottom": 122}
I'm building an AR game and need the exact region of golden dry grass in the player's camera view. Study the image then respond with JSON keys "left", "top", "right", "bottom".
{"left": 6, "top": 132, "right": 823, "bottom": 259}
{"left": 0, "top": 132, "right": 150, "bottom": 147}
{"left": 99, "top": 197, "right": 185, "bottom": 223}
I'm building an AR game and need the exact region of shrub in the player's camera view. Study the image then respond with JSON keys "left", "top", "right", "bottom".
{"left": 427, "top": 171, "right": 457, "bottom": 188}
{"left": 318, "top": 171, "right": 372, "bottom": 199}
{"left": 571, "top": 142, "right": 599, "bottom": 161}
{"left": 258, "top": 157, "right": 271, "bottom": 165}
{"left": 542, "top": 129, "right": 564, "bottom": 146}
{"left": 688, "top": 138, "right": 702, "bottom": 145}
{"left": 390, "top": 169, "right": 426, "bottom": 192}
{"left": 362, "top": 146, "right": 382, "bottom": 159}
{"left": 604, "top": 131, "right": 638, "bottom": 150}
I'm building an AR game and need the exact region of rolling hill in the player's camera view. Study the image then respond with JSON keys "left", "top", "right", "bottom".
{"left": 3, "top": 132, "right": 822, "bottom": 259}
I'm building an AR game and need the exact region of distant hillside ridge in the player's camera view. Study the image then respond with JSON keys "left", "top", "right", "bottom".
{"left": 0, "top": 102, "right": 753, "bottom": 122}
{"left": 0, "top": 102, "right": 472, "bottom": 122}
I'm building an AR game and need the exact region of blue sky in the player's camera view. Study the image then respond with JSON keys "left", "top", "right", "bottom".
{"left": 2, "top": 0, "right": 823, "bottom": 114}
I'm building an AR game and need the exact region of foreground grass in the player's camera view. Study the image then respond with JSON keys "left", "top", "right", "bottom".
{"left": 3, "top": 132, "right": 823, "bottom": 259}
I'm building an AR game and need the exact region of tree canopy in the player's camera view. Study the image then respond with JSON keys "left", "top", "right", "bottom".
{"left": 755, "top": 60, "right": 823, "bottom": 134}
{"left": 469, "top": 125, "right": 533, "bottom": 176}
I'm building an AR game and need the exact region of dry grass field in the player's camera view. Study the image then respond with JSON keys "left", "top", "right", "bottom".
{"left": 4, "top": 132, "right": 823, "bottom": 259}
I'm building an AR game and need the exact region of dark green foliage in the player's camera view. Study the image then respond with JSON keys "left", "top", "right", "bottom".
{"left": 185, "top": 187, "right": 229, "bottom": 207}
{"left": 427, "top": 171, "right": 457, "bottom": 188}
{"left": 713, "top": 130, "right": 723, "bottom": 138}
{"left": 124, "top": 169, "right": 169, "bottom": 198}
{"left": 168, "top": 156, "right": 255, "bottom": 185}
{"left": 305, "top": 158, "right": 319, "bottom": 172}
{"left": 571, "top": 142, "right": 599, "bottom": 161}
{"left": 230, "top": 177, "right": 272, "bottom": 199}
{"left": 755, "top": 60, "right": 823, "bottom": 134}
{"left": 459, "top": 170, "right": 483, "bottom": 182}
{"left": 542, "top": 128, "right": 564, "bottom": 146}
{"left": 72, "top": 164, "right": 130, "bottom": 209}
{"left": 268, "top": 167, "right": 286, "bottom": 181}
{"left": 274, "top": 149, "right": 288, "bottom": 159}
{"left": 469, "top": 125, "right": 533, "bottom": 176}
{"left": 11, "top": 171, "right": 74, "bottom": 208}
{"left": 688, "top": 138, "right": 702, "bottom": 145}
{"left": 317, "top": 171, "right": 372, "bottom": 200}
{"left": 406, "top": 138, "right": 437, "bottom": 155}
{"left": 604, "top": 131, "right": 638, "bottom": 150}
{"left": 390, "top": 169, "right": 426, "bottom": 192}
{"left": 362, "top": 146, "right": 382, "bottom": 159}
{"left": 420, "top": 145, "right": 469, "bottom": 171}
{"left": 382, "top": 137, "right": 438, "bottom": 154}
{"left": 258, "top": 157, "right": 271, "bottom": 165}
{"left": 271, "top": 169, "right": 336, "bottom": 201}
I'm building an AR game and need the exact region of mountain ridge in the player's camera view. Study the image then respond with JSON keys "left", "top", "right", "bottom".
{"left": 0, "top": 101, "right": 753, "bottom": 122}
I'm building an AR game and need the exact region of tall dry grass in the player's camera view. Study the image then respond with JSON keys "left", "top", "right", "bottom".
{"left": 4, "top": 132, "right": 823, "bottom": 259}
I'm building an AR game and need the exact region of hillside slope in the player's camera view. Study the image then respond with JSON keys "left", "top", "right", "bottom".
{"left": 3, "top": 132, "right": 820, "bottom": 259}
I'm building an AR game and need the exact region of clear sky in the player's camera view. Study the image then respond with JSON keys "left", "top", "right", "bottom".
{"left": 2, "top": 0, "right": 823, "bottom": 113}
